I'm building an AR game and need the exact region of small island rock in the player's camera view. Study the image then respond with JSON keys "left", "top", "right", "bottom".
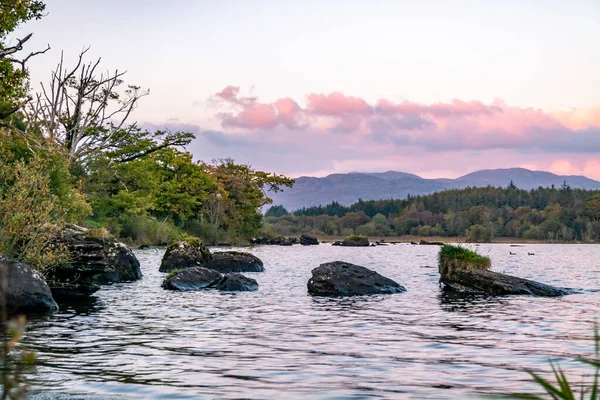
{"left": 300, "top": 234, "right": 319, "bottom": 245}
{"left": 159, "top": 240, "right": 211, "bottom": 272}
{"left": 307, "top": 261, "right": 406, "bottom": 296}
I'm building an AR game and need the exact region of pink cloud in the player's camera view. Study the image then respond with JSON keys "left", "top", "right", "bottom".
{"left": 211, "top": 86, "right": 600, "bottom": 156}
{"left": 306, "top": 92, "right": 371, "bottom": 116}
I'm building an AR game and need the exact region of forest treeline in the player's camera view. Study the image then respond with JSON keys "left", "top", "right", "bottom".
{"left": 0, "top": 1, "right": 293, "bottom": 269}
{"left": 264, "top": 183, "right": 600, "bottom": 242}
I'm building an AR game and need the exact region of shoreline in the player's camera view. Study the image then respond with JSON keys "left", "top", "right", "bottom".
{"left": 310, "top": 235, "right": 596, "bottom": 245}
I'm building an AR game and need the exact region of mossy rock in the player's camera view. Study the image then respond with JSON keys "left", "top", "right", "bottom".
{"left": 438, "top": 244, "right": 490, "bottom": 277}
{"left": 341, "top": 235, "right": 369, "bottom": 247}
{"left": 159, "top": 239, "right": 211, "bottom": 272}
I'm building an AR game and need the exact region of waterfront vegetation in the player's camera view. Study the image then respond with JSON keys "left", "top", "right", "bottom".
{"left": 264, "top": 185, "right": 600, "bottom": 243}
{"left": 0, "top": 0, "right": 293, "bottom": 272}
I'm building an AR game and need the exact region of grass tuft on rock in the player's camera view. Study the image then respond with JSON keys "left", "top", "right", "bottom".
{"left": 344, "top": 235, "right": 368, "bottom": 242}
{"left": 438, "top": 244, "right": 490, "bottom": 277}
{"left": 166, "top": 269, "right": 181, "bottom": 279}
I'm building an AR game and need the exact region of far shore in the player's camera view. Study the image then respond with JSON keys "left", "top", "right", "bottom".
{"left": 310, "top": 235, "right": 596, "bottom": 245}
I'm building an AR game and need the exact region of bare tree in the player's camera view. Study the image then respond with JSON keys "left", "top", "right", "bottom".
{"left": 27, "top": 48, "right": 193, "bottom": 164}
{"left": 0, "top": 33, "right": 50, "bottom": 120}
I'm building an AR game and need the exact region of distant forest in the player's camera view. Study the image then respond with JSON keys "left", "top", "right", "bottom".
{"left": 263, "top": 182, "right": 600, "bottom": 242}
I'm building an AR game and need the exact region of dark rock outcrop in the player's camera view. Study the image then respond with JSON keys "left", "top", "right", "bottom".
{"left": 300, "top": 234, "right": 319, "bottom": 245}
{"left": 202, "top": 251, "right": 264, "bottom": 273}
{"left": 440, "top": 269, "right": 572, "bottom": 297}
{"left": 331, "top": 241, "right": 342, "bottom": 246}
{"left": 307, "top": 261, "right": 406, "bottom": 296}
{"left": 161, "top": 267, "right": 222, "bottom": 291}
{"left": 341, "top": 236, "right": 370, "bottom": 247}
{"left": 46, "top": 226, "right": 142, "bottom": 297}
{"left": 214, "top": 273, "right": 259, "bottom": 292}
{"left": 159, "top": 240, "right": 211, "bottom": 272}
{"left": 0, "top": 255, "right": 58, "bottom": 315}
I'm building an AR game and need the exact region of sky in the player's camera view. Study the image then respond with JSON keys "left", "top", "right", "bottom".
{"left": 13, "top": 0, "right": 600, "bottom": 179}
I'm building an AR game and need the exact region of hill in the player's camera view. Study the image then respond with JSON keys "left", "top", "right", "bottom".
{"left": 270, "top": 168, "right": 600, "bottom": 210}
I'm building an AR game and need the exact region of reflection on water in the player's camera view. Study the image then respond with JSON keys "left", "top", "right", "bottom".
{"left": 23, "top": 243, "right": 600, "bottom": 399}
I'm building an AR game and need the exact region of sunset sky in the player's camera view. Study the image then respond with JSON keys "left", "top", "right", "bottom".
{"left": 16, "top": 0, "right": 600, "bottom": 179}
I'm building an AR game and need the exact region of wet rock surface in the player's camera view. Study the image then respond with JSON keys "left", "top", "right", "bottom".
{"left": 307, "top": 261, "right": 406, "bottom": 296}
{"left": 214, "top": 273, "right": 259, "bottom": 292}
{"left": 202, "top": 251, "right": 264, "bottom": 273}
{"left": 0, "top": 255, "right": 58, "bottom": 315}
{"left": 440, "top": 269, "right": 572, "bottom": 297}
{"left": 161, "top": 267, "right": 222, "bottom": 291}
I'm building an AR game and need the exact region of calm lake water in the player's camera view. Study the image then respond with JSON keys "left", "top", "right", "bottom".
{"left": 24, "top": 243, "right": 600, "bottom": 399}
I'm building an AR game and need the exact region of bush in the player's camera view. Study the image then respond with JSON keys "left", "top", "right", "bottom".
{"left": 119, "top": 215, "right": 180, "bottom": 245}
{"left": 438, "top": 244, "right": 491, "bottom": 276}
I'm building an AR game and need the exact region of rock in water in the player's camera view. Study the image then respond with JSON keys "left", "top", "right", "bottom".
{"left": 202, "top": 251, "right": 264, "bottom": 273}
{"left": 438, "top": 244, "right": 571, "bottom": 297}
{"left": 0, "top": 255, "right": 58, "bottom": 315}
{"left": 307, "top": 261, "right": 406, "bottom": 296}
{"left": 159, "top": 240, "right": 211, "bottom": 272}
{"left": 214, "top": 273, "right": 259, "bottom": 292}
{"left": 161, "top": 267, "right": 222, "bottom": 291}
{"left": 46, "top": 226, "right": 142, "bottom": 296}
{"left": 300, "top": 234, "right": 319, "bottom": 245}
{"left": 341, "top": 236, "right": 370, "bottom": 247}
{"left": 440, "top": 269, "right": 572, "bottom": 297}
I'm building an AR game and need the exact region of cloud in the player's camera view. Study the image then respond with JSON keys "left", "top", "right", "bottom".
{"left": 210, "top": 86, "right": 600, "bottom": 155}
{"left": 144, "top": 87, "right": 600, "bottom": 180}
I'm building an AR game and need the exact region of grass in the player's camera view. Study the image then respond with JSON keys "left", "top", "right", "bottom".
{"left": 166, "top": 269, "right": 181, "bottom": 279}
{"left": 343, "top": 235, "right": 368, "bottom": 241}
{"left": 506, "top": 324, "right": 600, "bottom": 400}
{"left": 438, "top": 244, "right": 491, "bottom": 276}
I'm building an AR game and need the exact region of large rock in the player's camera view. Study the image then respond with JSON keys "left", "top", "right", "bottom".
{"left": 438, "top": 244, "right": 570, "bottom": 297}
{"left": 440, "top": 269, "right": 572, "bottom": 297}
{"left": 161, "top": 267, "right": 222, "bottom": 291}
{"left": 307, "top": 261, "right": 406, "bottom": 296}
{"left": 159, "top": 240, "right": 211, "bottom": 272}
{"left": 45, "top": 226, "right": 142, "bottom": 296}
{"left": 202, "top": 251, "right": 264, "bottom": 273}
{"left": 0, "top": 255, "right": 58, "bottom": 315}
{"left": 341, "top": 236, "right": 370, "bottom": 247}
{"left": 300, "top": 234, "right": 319, "bottom": 245}
{"left": 214, "top": 273, "right": 259, "bottom": 292}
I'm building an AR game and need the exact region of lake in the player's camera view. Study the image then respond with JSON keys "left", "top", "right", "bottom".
{"left": 24, "top": 243, "right": 600, "bottom": 399}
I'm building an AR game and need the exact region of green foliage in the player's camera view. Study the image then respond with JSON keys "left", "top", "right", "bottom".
{"left": 344, "top": 235, "right": 368, "bottom": 241}
{"left": 265, "top": 205, "right": 289, "bottom": 218}
{"left": 268, "top": 185, "right": 600, "bottom": 242}
{"left": 438, "top": 244, "right": 490, "bottom": 276}
{"left": 118, "top": 216, "right": 180, "bottom": 246}
{"left": 0, "top": 130, "right": 91, "bottom": 270}
{"left": 0, "top": 0, "right": 45, "bottom": 123}
{"left": 166, "top": 269, "right": 181, "bottom": 280}
{"left": 507, "top": 324, "right": 600, "bottom": 400}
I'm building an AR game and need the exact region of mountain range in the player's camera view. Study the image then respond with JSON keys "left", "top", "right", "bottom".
{"left": 269, "top": 168, "right": 600, "bottom": 211}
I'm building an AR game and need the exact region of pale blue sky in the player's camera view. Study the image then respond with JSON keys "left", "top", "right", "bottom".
{"left": 12, "top": 1, "right": 600, "bottom": 178}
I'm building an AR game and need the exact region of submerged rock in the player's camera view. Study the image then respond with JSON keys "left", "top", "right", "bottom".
{"left": 300, "top": 234, "right": 319, "bottom": 245}
{"left": 159, "top": 240, "right": 211, "bottom": 272}
{"left": 161, "top": 267, "right": 222, "bottom": 291}
{"left": 307, "top": 261, "right": 406, "bottom": 296}
{"left": 0, "top": 255, "right": 58, "bottom": 315}
{"left": 438, "top": 244, "right": 570, "bottom": 297}
{"left": 341, "top": 236, "right": 370, "bottom": 247}
{"left": 202, "top": 251, "right": 264, "bottom": 273}
{"left": 214, "top": 273, "right": 259, "bottom": 292}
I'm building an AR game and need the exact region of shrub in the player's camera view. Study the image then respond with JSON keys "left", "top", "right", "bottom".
{"left": 119, "top": 215, "right": 180, "bottom": 245}
{"left": 438, "top": 244, "right": 491, "bottom": 276}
